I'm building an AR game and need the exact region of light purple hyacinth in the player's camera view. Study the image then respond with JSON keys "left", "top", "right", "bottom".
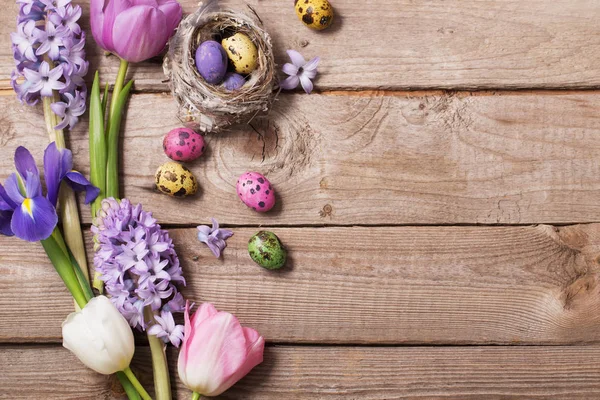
{"left": 280, "top": 50, "right": 320, "bottom": 94}
{"left": 92, "top": 198, "right": 187, "bottom": 347}
{"left": 10, "top": 0, "right": 87, "bottom": 129}
{"left": 197, "top": 218, "right": 233, "bottom": 258}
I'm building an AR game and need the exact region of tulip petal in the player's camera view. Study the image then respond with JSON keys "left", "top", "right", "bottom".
{"left": 14, "top": 146, "right": 39, "bottom": 182}
{"left": 181, "top": 311, "right": 248, "bottom": 396}
{"left": 112, "top": 5, "right": 168, "bottom": 62}
{"left": 215, "top": 330, "right": 265, "bottom": 395}
{"left": 43, "top": 142, "right": 63, "bottom": 207}
{"left": 90, "top": 0, "right": 132, "bottom": 52}
{"left": 64, "top": 171, "right": 100, "bottom": 204}
{"left": 157, "top": 0, "right": 182, "bottom": 34}
{"left": 11, "top": 195, "right": 57, "bottom": 242}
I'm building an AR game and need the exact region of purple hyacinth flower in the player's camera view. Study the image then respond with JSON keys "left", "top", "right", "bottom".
{"left": 50, "top": 91, "right": 85, "bottom": 130}
{"left": 39, "top": 0, "right": 70, "bottom": 11}
{"left": 59, "top": 36, "right": 86, "bottom": 68}
{"left": 280, "top": 50, "right": 320, "bottom": 94}
{"left": 196, "top": 218, "right": 233, "bottom": 258}
{"left": 43, "top": 142, "right": 99, "bottom": 206}
{"left": 49, "top": 4, "right": 82, "bottom": 34}
{"left": 148, "top": 310, "right": 185, "bottom": 347}
{"left": 11, "top": 20, "right": 39, "bottom": 62}
{"left": 23, "top": 61, "right": 66, "bottom": 97}
{"left": 17, "top": 0, "right": 37, "bottom": 15}
{"left": 35, "top": 21, "right": 69, "bottom": 60}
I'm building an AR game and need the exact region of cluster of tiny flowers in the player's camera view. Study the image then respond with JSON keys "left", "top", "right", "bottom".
{"left": 10, "top": 0, "right": 87, "bottom": 130}
{"left": 92, "top": 198, "right": 186, "bottom": 347}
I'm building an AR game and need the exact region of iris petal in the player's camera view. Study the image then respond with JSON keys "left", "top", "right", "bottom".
{"left": 24, "top": 170, "right": 42, "bottom": 199}
{"left": 64, "top": 171, "right": 100, "bottom": 204}
{"left": 10, "top": 195, "right": 58, "bottom": 242}
{"left": 43, "top": 142, "right": 63, "bottom": 206}
{"left": 0, "top": 210, "right": 14, "bottom": 236}
{"left": 14, "top": 146, "right": 39, "bottom": 181}
{"left": 0, "top": 183, "right": 17, "bottom": 210}
{"left": 4, "top": 174, "right": 25, "bottom": 205}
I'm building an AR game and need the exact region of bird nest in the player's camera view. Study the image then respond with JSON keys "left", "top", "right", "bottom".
{"left": 163, "top": 1, "right": 278, "bottom": 133}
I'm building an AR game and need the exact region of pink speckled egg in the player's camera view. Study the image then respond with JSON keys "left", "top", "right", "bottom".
{"left": 163, "top": 128, "right": 205, "bottom": 162}
{"left": 236, "top": 172, "right": 275, "bottom": 212}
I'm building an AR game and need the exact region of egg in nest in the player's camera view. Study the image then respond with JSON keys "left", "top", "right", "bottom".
{"left": 155, "top": 162, "right": 198, "bottom": 197}
{"left": 222, "top": 33, "right": 259, "bottom": 75}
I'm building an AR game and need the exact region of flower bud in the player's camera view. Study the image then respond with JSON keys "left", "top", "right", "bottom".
{"left": 62, "top": 295, "right": 134, "bottom": 375}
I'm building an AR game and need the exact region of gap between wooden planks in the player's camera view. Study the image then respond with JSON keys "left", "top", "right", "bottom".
{"left": 3, "top": 0, "right": 600, "bottom": 90}
{"left": 2, "top": 344, "right": 600, "bottom": 399}
{"left": 1, "top": 224, "right": 599, "bottom": 344}
{"left": 1, "top": 90, "right": 600, "bottom": 225}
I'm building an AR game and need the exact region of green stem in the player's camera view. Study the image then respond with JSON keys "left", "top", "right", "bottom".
{"left": 191, "top": 392, "right": 201, "bottom": 400}
{"left": 106, "top": 59, "right": 129, "bottom": 199}
{"left": 117, "top": 371, "right": 142, "bottom": 400}
{"left": 43, "top": 89, "right": 91, "bottom": 308}
{"left": 41, "top": 229, "right": 88, "bottom": 309}
{"left": 122, "top": 367, "right": 153, "bottom": 400}
{"left": 145, "top": 307, "right": 172, "bottom": 400}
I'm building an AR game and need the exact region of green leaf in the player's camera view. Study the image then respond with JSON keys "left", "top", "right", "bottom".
{"left": 106, "top": 79, "right": 134, "bottom": 199}
{"left": 101, "top": 83, "right": 109, "bottom": 122}
{"left": 89, "top": 71, "right": 107, "bottom": 218}
{"left": 67, "top": 247, "right": 94, "bottom": 302}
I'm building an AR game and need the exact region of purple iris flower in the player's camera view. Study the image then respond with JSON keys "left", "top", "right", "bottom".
{"left": 0, "top": 143, "right": 99, "bottom": 242}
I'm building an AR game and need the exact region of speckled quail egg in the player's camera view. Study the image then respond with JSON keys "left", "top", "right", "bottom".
{"left": 295, "top": 0, "right": 334, "bottom": 30}
{"left": 248, "top": 231, "right": 287, "bottom": 270}
{"left": 222, "top": 33, "right": 259, "bottom": 74}
{"left": 155, "top": 162, "right": 198, "bottom": 197}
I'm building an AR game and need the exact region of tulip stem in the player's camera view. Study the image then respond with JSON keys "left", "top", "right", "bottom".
{"left": 106, "top": 58, "right": 130, "bottom": 199}
{"left": 191, "top": 392, "right": 201, "bottom": 400}
{"left": 145, "top": 307, "right": 172, "bottom": 400}
{"left": 123, "top": 367, "right": 153, "bottom": 400}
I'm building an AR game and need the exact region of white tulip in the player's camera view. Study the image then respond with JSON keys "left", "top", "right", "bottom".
{"left": 62, "top": 295, "right": 134, "bottom": 375}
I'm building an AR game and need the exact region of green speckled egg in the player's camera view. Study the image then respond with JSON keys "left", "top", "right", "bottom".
{"left": 155, "top": 162, "right": 198, "bottom": 197}
{"left": 248, "top": 231, "right": 287, "bottom": 270}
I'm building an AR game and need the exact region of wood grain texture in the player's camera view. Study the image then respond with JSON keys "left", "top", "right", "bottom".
{"left": 2, "top": 345, "right": 600, "bottom": 399}
{"left": 2, "top": 91, "right": 600, "bottom": 225}
{"left": 4, "top": 0, "right": 600, "bottom": 90}
{"left": 2, "top": 224, "right": 600, "bottom": 344}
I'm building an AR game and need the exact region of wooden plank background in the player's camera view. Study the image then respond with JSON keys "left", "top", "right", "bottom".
{"left": 1, "top": 0, "right": 600, "bottom": 398}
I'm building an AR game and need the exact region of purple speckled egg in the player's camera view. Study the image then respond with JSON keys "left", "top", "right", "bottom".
{"left": 163, "top": 127, "right": 205, "bottom": 162}
{"left": 222, "top": 72, "right": 246, "bottom": 91}
{"left": 236, "top": 172, "right": 275, "bottom": 212}
{"left": 195, "top": 41, "right": 228, "bottom": 84}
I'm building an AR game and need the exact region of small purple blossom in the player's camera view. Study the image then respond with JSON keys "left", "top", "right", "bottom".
{"left": 11, "top": 20, "right": 39, "bottom": 62}
{"left": 11, "top": 0, "right": 87, "bottom": 129}
{"left": 197, "top": 218, "right": 233, "bottom": 258}
{"left": 23, "top": 61, "right": 66, "bottom": 97}
{"left": 93, "top": 198, "right": 186, "bottom": 347}
{"left": 50, "top": 91, "right": 85, "bottom": 130}
{"left": 35, "top": 21, "right": 69, "bottom": 60}
{"left": 148, "top": 310, "right": 185, "bottom": 348}
{"left": 280, "top": 50, "right": 320, "bottom": 94}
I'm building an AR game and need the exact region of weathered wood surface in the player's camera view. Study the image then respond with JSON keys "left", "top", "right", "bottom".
{"left": 2, "top": 345, "right": 600, "bottom": 399}
{"left": 2, "top": 91, "right": 600, "bottom": 225}
{"left": 1, "top": 224, "right": 599, "bottom": 344}
{"left": 3, "top": 0, "right": 600, "bottom": 91}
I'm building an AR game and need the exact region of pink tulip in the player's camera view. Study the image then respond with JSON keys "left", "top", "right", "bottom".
{"left": 90, "top": 0, "right": 182, "bottom": 63}
{"left": 178, "top": 302, "right": 265, "bottom": 397}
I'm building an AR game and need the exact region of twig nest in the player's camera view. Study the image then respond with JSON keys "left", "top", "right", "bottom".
{"left": 163, "top": 1, "right": 278, "bottom": 133}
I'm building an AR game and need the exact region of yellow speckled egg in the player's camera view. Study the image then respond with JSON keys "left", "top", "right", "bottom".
{"left": 155, "top": 162, "right": 198, "bottom": 197}
{"left": 295, "top": 0, "right": 334, "bottom": 30}
{"left": 222, "top": 33, "right": 259, "bottom": 74}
